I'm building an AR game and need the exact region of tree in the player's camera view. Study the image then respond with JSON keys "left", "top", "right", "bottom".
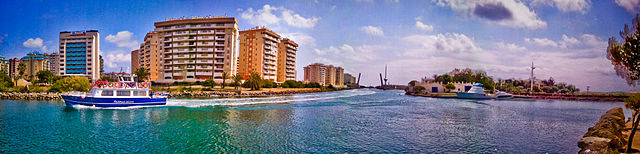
{"left": 626, "top": 94, "right": 640, "bottom": 152}
{"left": 242, "top": 72, "right": 262, "bottom": 90}
{"left": 204, "top": 79, "right": 216, "bottom": 89}
{"left": 0, "top": 73, "right": 14, "bottom": 92}
{"left": 232, "top": 74, "right": 243, "bottom": 90}
{"left": 36, "top": 70, "right": 60, "bottom": 84}
{"left": 221, "top": 72, "right": 228, "bottom": 89}
{"left": 445, "top": 83, "right": 456, "bottom": 92}
{"left": 17, "top": 63, "right": 26, "bottom": 79}
{"left": 134, "top": 68, "right": 150, "bottom": 82}
{"left": 49, "top": 76, "right": 91, "bottom": 92}
{"left": 607, "top": 14, "right": 640, "bottom": 153}
{"left": 413, "top": 86, "right": 425, "bottom": 94}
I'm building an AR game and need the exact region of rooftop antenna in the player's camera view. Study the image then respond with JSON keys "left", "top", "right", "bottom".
{"left": 530, "top": 61, "right": 535, "bottom": 95}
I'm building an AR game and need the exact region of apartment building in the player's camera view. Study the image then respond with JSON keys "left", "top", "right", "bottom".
{"left": 0, "top": 56, "right": 8, "bottom": 75}
{"left": 131, "top": 49, "right": 140, "bottom": 73}
{"left": 133, "top": 32, "right": 162, "bottom": 81}
{"left": 303, "top": 63, "right": 344, "bottom": 87}
{"left": 59, "top": 30, "right": 101, "bottom": 81}
{"left": 9, "top": 58, "right": 19, "bottom": 78}
{"left": 45, "top": 53, "right": 59, "bottom": 74}
{"left": 154, "top": 16, "right": 239, "bottom": 82}
{"left": 276, "top": 38, "right": 298, "bottom": 83}
{"left": 238, "top": 27, "right": 280, "bottom": 81}
{"left": 20, "top": 52, "right": 50, "bottom": 80}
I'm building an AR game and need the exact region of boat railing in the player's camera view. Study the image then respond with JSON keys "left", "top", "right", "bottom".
{"left": 64, "top": 91, "right": 87, "bottom": 97}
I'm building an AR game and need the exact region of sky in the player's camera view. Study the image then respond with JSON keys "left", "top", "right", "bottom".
{"left": 0, "top": 0, "right": 639, "bottom": 92}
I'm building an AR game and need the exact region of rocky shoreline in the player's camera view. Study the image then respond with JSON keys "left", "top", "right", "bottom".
{"left": 578, "top": 107, "right": 627, "bottom": 153}
{"left": 0, "top": 88, "right": 339, "bottom": 100}
{"left": 0, "top": 92, "right": 63, "bottom": 100}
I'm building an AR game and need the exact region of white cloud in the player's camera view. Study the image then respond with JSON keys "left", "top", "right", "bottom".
{"left": 105, "top": 31, "right": 139, "bottom": 50}
{"left": 360, "top": 26, "right": 384, "bottom": 36}
{"left": 240, "top": 5, "right": 321, "bottom": 28}
{"left": 104, "top": 51, "right": 131, "bottom": 69}
{"left": 281, "top": 10, "right": 320, "bottom": 28}
{"left": 615, "top": 0, "right": 640, "bottom": 14}
{"left": 525, "top": 34, "right": 587, "bottom": 49}
{"left": 525, "top": 37, "right": 558, "bottom": 47}
{"left": 402, "top": 33, "right": 481, "bottom": 57}
{"left": 23, "top": 37, "right": 48, "bottom": 51}
{"left": 0, "top": 34, "right": 6, "bottom": 44}
{"left": 434, "top": 0, "right": 547, "bottom": 29}
{"left": 415, "top": 21, "right": 434, "bottom": 32}
{"left": 281, "top": 32, "right": 316, "bottom": 48}
{"left": 531, "top": 0, "right": 590, "bottom": 13}
{"left": 496, "top": 42, "right": 526, "bottom": 51}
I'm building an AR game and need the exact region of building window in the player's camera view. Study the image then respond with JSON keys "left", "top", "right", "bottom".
{"left": 133, "top": 91, "right": 147, "bottom": 96}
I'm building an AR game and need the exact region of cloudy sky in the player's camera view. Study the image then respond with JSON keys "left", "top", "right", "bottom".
{"left": 0, "top": 0, "right": 638, "bottom": 91}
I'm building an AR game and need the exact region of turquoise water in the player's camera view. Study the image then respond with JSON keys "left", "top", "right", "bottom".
{"left": 0, "top": 89, "right": 628, "bottom": 153}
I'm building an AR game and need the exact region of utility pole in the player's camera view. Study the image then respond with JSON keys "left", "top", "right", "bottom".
{"left": 530, "top": 61, "right": 535, "bottom": 95}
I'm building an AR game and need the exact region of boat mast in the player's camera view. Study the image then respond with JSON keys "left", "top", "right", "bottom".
{"left": 530, "top": 61, "right": 535, "bottom": 95}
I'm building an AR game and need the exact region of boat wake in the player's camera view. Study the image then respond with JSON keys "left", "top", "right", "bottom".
{"left": 71, "top": 89, "right": 376, "bottom": 109}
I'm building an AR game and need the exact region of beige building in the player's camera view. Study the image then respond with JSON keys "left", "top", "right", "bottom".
{"left": 238, "top": 27, "right": 280, "bottom": 82}
{"left": 344, "top": 73, "right": 357, "bottom": 85}
{"left": 277, "top": 38, "right": 298, "bottom": 83}
{"left": 134, "top": 32, "right": 162, "bottom": 81}
{"left": 131, "top": 49, "right": 140, "bottom": 73}
{"left": 155, "top": 16, "right": 239, "bottom": 82}
{"left": 20, "top": 52, "right": 50, "bottom": 80}
{"left": 59, "top": 30, "right": 101, "bottom": 81}
{"left": 304, "top": 63, "right": 344, "bottom": 87}
{"left": 414, "top": 81, "right": 473, "bottom": 93}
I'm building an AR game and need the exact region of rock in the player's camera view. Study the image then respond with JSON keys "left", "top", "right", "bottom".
{"left": 578, "top": 107, "right": 626, "bottom": 153}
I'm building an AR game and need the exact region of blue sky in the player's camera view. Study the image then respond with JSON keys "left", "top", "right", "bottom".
{"left": 0, "top": 0, "right": 638, "bottom": 91}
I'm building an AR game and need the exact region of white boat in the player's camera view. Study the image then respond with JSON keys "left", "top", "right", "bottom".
{"left": 456, "top": 83, "right": 492, "bottom": 99}
{"left": 493, "top": 91, "right": 514, "bottom": 99}
{"left": 62, "top": 76, "right": 167, "bottom": 107}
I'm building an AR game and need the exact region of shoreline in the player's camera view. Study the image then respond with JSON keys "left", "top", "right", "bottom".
{"left": 0, "top": 88, "right": 348, "bottom": 101}
{"left": 406, "top": 92, "right": 626, "bottom": 102}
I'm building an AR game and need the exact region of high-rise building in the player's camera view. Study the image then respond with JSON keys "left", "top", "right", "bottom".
{"left": 135, "top": 32, "right": 162, "bottom": 81}
{"left": 131, "top": 49, "right": 140, "bottom": 73}
{"left": 59, "top": 30, "right": 101, "bottom": 81}
{"left": 277, "top": 38, "right": 298, "bottom": 83}
{"left": 303, "top": 63, "right": 344, "bottom": 86}
{"left": 0, "top": 56, "right": 8, "bottom": 75}
{"left": 45, "top": 53, "right": 59, "bottom": 74}
{"left": 238, "top": 27, "right": 280, "bottom": 81}
{"left": 9, "top": 58, "right": 19, "bottom": 78}
{"left": 154, "top": 16, "right": 239, "bottom": 82}
{"left": 20, "top": 52, "right": 50, "bottom": 80}
{"left": 344, "top": 73, "right": 357, "bottom": 85}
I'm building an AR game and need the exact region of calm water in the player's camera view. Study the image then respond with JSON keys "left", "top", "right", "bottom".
{"left": 0, "top": 89, "right": 628, "bottom": 153}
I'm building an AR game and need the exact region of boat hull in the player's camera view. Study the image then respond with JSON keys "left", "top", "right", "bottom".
{"left": 62, "top": 95, "right": 167, "bottom": 107}
{"left": 456, "top": 92, "right": 492, "bottom": 99}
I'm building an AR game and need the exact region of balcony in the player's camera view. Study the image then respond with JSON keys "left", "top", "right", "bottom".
{"left": 164, "top": 56, "right": 172, "bottom": 60}
{"left": 216, "top": 37, "right": 225, "bottom": 41}
{"left": 198, "top": 36, "right": 214, "bottom": 40}
{"left": 214, "top": 67, "right": 223, "bottom": 71}
{"left": 199, "top": 48, "right": 214, "bottom": 52}
{"left": 215, "top": 42, "right": 225, "bottom": 46}
{"left": 200, "top": 30, "right": 215, "bottom": 34}
{"left": 164, "top": 45, "right": 172, "bottom": 48}
{"left": 196, "top": 60, "right": 213, "bottom": 64}
{"left": 214, "top": 49, "right": 225, "bottom": 53}
{"left": 197, "top": 42, "right": 214, "bottom": 46}
{"left": 199, "top": 54, "right": 213, "bottom": 58}
{"left": 198, "top": 66, "right": 213, "bottom": 70}
{"left": 196, "top": 71, "right": 211, "bottom": 76}
{"left": 214, "top": 54, "right": 225, "bottom": 59}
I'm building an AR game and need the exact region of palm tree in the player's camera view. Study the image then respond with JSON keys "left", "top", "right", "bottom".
{"left": 134, "top": 68, "right": 150, "bottom": 82}
{"left": 246, "top": 72, "right": 262, "bottom": 91}
{"left": 233, "top": 74, "right": 242, "bottom": 90}
{"left": 17, "top": 63, "right": 26, "bottom": 79}
{"left": 221, "top": 72, "right": 228, "bottom": 89}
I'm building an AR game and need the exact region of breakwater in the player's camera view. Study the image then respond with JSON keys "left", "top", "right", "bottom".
{"left": 578, "top": 107, "right": 627, "bottom": 153}
{"left": 0, "top": 92, "right": 62, "bottom": 100}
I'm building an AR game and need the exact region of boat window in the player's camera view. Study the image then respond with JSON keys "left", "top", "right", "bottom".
{"left": 133, "top": 91, "right": 147, "bottom": 96}
{"left": 116, "top": 90, "right": 131, "bottom": 96}
{"left": 101, "top": 90, "right": 114, "bottom": 96}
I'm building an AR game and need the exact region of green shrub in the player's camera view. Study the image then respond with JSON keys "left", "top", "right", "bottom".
{"left": 49, "top": 76, "right": 91, "bottom": 92}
